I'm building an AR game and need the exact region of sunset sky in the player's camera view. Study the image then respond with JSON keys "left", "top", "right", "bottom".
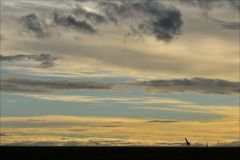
{"left": 0, "top": 0, "right": 239, "bottom": 146}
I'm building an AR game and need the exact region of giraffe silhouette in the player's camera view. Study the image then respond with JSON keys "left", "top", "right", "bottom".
{"left": 185, "top": 138, "right": 190, "bottom": 147}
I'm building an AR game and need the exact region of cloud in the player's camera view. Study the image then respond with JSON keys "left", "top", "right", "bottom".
{"left": 0, "top": 53, "right": 57, "bottom": 68}
{"left": 137, "top": 8, "right": 182, "bottom": 42}
{"left": 43, "top": 1, "right": 183, "bottom": 41}
{"left": 1, "top": 78, "right": 112, "bottom": 93}
{"left": 26, "top": 119, "right": 45, "bottom": 122}
{"left": 1, "top": 115, "right": 143, "bottom": 123}
{"left": 208, "top": 17, "right": 239, "bottom": 30}
{"left": 3, "top": 141, "right": 60, "bottom": 146}
{"left": 53, "top": 13, "right": 96, "bottom": 34}
{"left": 73, "top": 7, "right": 107, "bottom": 24}
{"left": 180, "top": 0, "right": 218, "bottom": 10}
{"left": 100, "top": 125, "right": 121, "bottom": 128}
{"left": 219, "top": 22, "right": 239, "bottom": 30}
{"left": 2, "top": 138, "right": 239, "bottom": 146}
{"left": 99, "top": 0, "right": 183, "bottom": 42}
{"left": 180, "top": 0, "right": 240, "bottom": 11}
{"left": 179, "top": 1, "right": 239, "bottom": 31}
{"left": 2, "top": 77, "right": 238, "bottom": 94}
{"left": 25, "top": 95, "right": 103, "bottom": 103}
{"left": 123, "top": 25, "right": 144, "bottom": 43}
{"left": 1, "top": 139, "right": 144, "bottom": 146}
{"left": 13, "top": 94, "right": 194, "bottom": 105}
{"left": 136, "top": 77, "right": 239, "bottom": 94}
{"left": 146, "top": 120, "right": 180, "bottom": 123}
{"left": 1, "top": 115, "right": 239, "bottom": 146}
{"left": 20, "top": 13, "right": 50, "bottom": 38}
{"left": 201, "top": 13, "right": 239, "bottom": 30}
{"left": 20, "top": 11, "right": 98, "bottom": 36}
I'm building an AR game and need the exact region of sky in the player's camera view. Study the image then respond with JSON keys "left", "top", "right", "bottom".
{"left": 0, "top": 0, "right": 239, "bottom": 146}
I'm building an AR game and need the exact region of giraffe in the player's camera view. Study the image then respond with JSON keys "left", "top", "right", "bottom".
{"left": 185, "top": 138, "right": 190, "bottom": 147}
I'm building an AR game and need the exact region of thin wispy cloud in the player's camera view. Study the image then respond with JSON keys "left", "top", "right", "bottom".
{"left": 179, "top": 0, "right": 240, "bottom": 11}
{"left": 136, "top": 78, "right": 239, "bottom": 94}
{"left": 0, "top": 53, "right": 57, "bottom": 68}
{"left": 13, "top": 94, "right": 193, "bottom": 105}
{"left": 1, "top": 77, "right": 239, "bottom": 94}
{"left": 1, "top": 78, "right": 112, "bottom": 93}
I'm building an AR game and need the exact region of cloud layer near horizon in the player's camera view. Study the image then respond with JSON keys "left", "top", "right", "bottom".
{"left": 1, "top": 115, "right": 239, "bottom": 146}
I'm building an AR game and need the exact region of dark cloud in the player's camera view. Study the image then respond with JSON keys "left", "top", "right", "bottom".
{"left": 2, "top": 140, "right": 132, "bottom": 146}
{"left": 20, "top": 13, "right": 50, "bottom": 38}
{"left": 99, "top": 0, "right": 183, "bottom": 42}
{"left": 73, "top": 7, "right": 107, "bottom": 24}
{"left": 53, "top": 13, "right": 96, "bottom": 34}
{"left": 0, "top": 53, "right": 57, "bottom": 68}
{"left": 138, "top": 8, "right": 182, "bottom": 42}
{"left": 2, "top": 77, "right": 237, "bottom": 94}
{"left": 16, "top": 1, "right": 183, "bottom": 41}
{"left": 3, "top": 141, "right": 59, "bottom": 146}
{"left": 1, "top": 78, "right": 112, "bottom": 93}
{"left": 136, "top": 77, "right": 239, "bottom": 94}
{"left": 146, "top": 120, "right": 180, "bottom": 123}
